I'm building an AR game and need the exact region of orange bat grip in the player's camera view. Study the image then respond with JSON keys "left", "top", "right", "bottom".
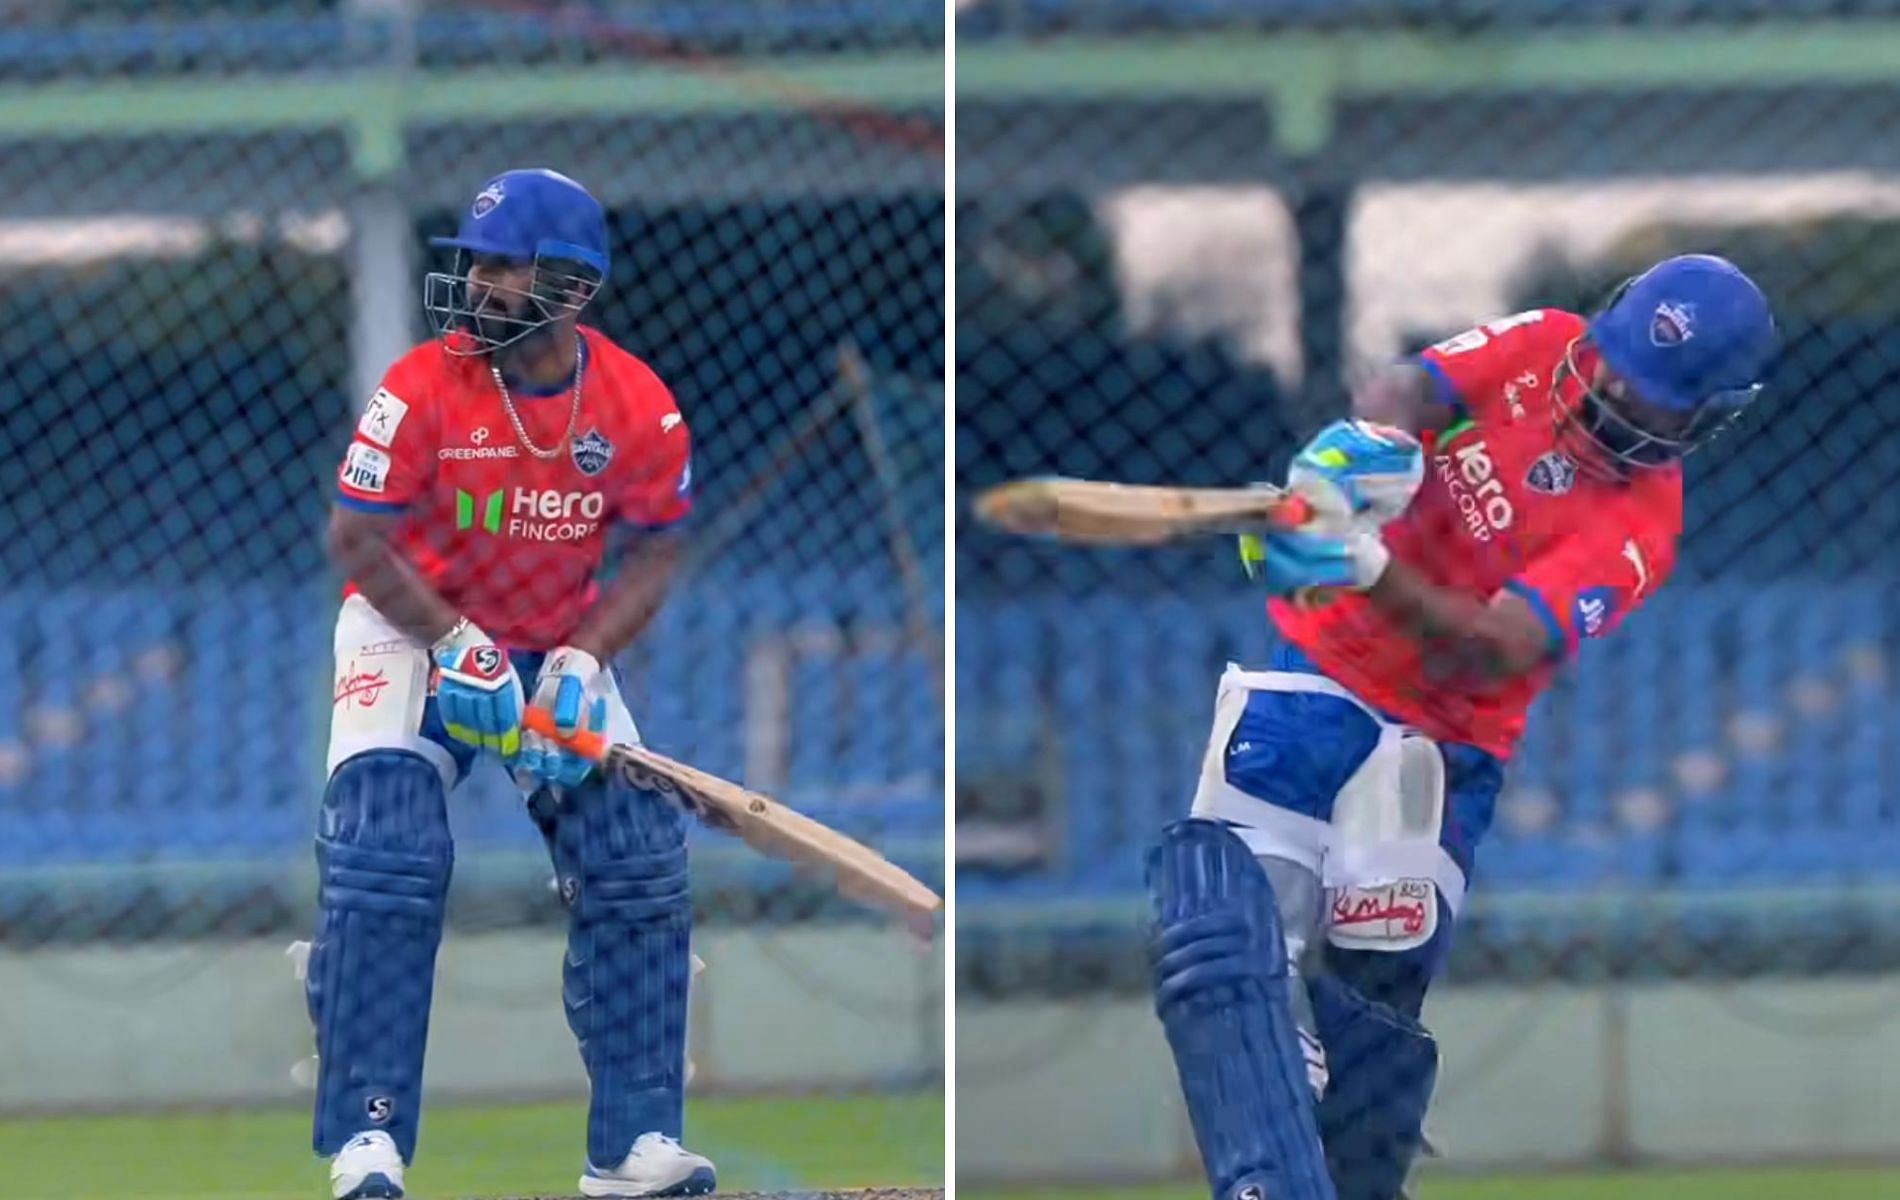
{"left": 1272, "top": 494, "right": 1314, "bottom": 527}
{"left": 522, "top": 706, "right": 609, "bottom": 761}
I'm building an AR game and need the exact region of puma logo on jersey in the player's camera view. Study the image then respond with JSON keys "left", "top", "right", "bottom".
{"left": 1622, "top": 538, "right": 1650, "bottom": 596}
{"left": 661, "top": 412, "right": 683, "bottom": 433}
{"left": 1437, "top": 438, "right": 1515, "bottom": 541}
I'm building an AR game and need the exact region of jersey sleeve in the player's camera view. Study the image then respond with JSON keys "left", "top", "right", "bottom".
{"left": 1498, "top": 502, "right": 1677, "bottom": 662}
{"left": 337, "top": 355, "right": 436, "bottom": 513}
{"left": 1414, "top": 308, "right": 1571, "bottom": 425}
{"left": 616, "top": 386, "right": 693, "bottom": 530}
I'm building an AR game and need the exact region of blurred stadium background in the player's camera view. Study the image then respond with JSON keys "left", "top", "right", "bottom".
{"left": 955, "top": 1, "right": 1900, "bottom": 1197}
{"left": 0, "top": 2, "right": 942, "bottom": 1197}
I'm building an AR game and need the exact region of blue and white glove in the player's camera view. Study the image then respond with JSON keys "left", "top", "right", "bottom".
{"left": 1239, "top": 420, "right": 1423, "bottom": 597}
{"left": 1289, "top": 418, "right": 1425, "bottom": 527}
{"left": 433, "top": 619, "right": 526, "bottom": 760}
{"left": 1241, "top": 523, "right": 1388, "bottom": 596}
{"left": 516, "top": 646, "right": 608, "bottom": 790}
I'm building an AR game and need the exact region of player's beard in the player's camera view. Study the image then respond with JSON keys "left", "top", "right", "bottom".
{"left": 468, "top": 292, "right": 544, "bottom": 355}
{"left": 1549, "top": 359, "right": 1632, "bottom": 482}
{"left": 486, "top": 311, "right": 569, "bottom": 380}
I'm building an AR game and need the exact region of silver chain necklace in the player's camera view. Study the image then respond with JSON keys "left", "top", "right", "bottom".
{"left": 491, "top": 341, "right": 584, "bottom": 460}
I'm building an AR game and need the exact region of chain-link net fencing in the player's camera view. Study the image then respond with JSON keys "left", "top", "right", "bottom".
{"left": 956, "top": 2, "right": 1900, "bottom": 1192}
{"left": 0, "top": 3, "right": 943, "bottom": 1196}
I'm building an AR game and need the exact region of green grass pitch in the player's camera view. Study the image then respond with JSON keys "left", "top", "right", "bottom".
{"left": 0, "top": 1090, "right": 942, "bottom": 1200}
{"left": 963, "top": 1168, "right": 1900, "bottom": 1200}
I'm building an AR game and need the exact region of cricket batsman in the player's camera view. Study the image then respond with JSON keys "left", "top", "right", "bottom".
{"left": 313, "top": 168, "right": 708, "bottom": 1199}
{"left": 1147, "top": 255, "right": 1778, "bottom": 1200}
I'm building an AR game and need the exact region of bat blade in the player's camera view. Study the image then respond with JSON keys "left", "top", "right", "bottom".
{"left": 975, "top": 478, "right": 1312, "bottom": 545}
{"left": 522, "top": 709, "right": 941, "bottom": 943}
{"left": 609, "top": 744, "right": 941, "bottom": 941}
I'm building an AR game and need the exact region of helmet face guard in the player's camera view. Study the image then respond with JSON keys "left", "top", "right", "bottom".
{"left": 423, "top": 250, "right": 601, "bottom": 358}
{"left": 1554, "top": 335, "right": 1760, "bottom": 473}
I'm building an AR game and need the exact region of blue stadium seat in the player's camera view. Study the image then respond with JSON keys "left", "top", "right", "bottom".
{"left": 1857, "top": 830, "right": 1900, "bottom": 880}
{"left": 0, "top": 596, "right": 22, "bottom": 806}
{"left": 1676, "top": 827, "right": 1863, "bottom": 887}
{"left": 789, "top": 654, "right": 842, "bottom": 789}
{"left": 1665, "top": 592, "right": 1723, "bottom": 751}
{"left": 1722, "top": 761, "right": 1785, "bottom": 828}
{"left": 1479, "top": 828, "right": 1661, "bottom": 890}
{"left": 1835, "top": 782, "right": 1886, "bottom": 831}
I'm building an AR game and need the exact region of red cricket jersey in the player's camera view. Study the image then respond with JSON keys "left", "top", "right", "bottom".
{"left": 335, "top": 326, "right": 692, "bottom": 650}
{"left": 1269, "top": 308, "right": 1682, "bottom": 758}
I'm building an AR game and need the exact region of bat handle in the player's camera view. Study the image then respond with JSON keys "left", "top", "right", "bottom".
{"left": 1263, "top": 493, "right": 1338, "bottom": 608}
{"left": 1271, "top": 493, "right": 1315, "bottom": 528}
{"left": 521, "top": 706, "right": 609, "bottom": 761}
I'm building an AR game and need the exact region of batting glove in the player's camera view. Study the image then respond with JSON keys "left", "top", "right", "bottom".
{"left": 1289, "top": 418, "right": 1425, "bottom": 527}
{"left": 1236, "top": 459, "right": 1393, "bottom": 595}
{"left": 516, "top": 646, "right": 608, "bottom": 790}
{"left": 1242, "top": 523, "right": 1390, "bottom": 596}
{"left": 432, "top": 619, "right": 525, "bottom": 760}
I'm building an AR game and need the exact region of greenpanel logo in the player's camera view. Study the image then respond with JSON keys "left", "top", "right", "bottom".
{"left": 455, "top": 489, "right": 504, "bottom": 534}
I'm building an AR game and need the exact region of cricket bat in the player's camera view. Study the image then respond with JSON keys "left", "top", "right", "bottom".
{"left": 521, "top": 708, "right": 941, "bottom": 943}
{"left": 975, "top": 476, "right": 1345, "bottom": 607}
{"left": 974, "top": 477, "right": 1315, "bottom": 545}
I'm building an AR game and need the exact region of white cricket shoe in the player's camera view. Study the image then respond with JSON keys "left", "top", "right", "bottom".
{"left": 580, "top": 1132, "right": 717, "bottom": 1197}
{"left": 330, "top": 1130, "right": 405, "bottom": 1199}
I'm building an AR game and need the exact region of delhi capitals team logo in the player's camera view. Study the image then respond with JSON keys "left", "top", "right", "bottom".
{"left": 571, "top": 427, "right": 615, "bottom": 476}
{"left": 471, "top": 181, "right": 505, "bottom": 219}
{"left": 1650, "top": 300, "right": 1696, "bottom": 346}
{"left": 1526, "top": 450, "right": 1577, "bottom": 496}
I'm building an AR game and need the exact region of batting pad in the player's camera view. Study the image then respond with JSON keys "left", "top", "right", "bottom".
{"left": 1310, "top": 972, "right": 1440, "bottom": 1200}
{"left": 1147, "top": 818, "right": 1337, "bottom": 1200}
{"left": 547, "top": 778, "right": 694, "bottom": 1169}
{"left": 308, "top": 750, "right": 454, "bottom": 1163}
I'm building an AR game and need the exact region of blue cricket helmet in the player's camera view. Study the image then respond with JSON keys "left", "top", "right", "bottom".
{"left": 1590, "top": 253, "right": 1777, "bottom": 412}
{"left": 430, "top": 168, "right": 609, "bottom": 274}
{"left": 1569, "top": 253, "right": 1779, "bottom": 468}
{"left": 424, "top": 168, "right": 609, "bottom": 356}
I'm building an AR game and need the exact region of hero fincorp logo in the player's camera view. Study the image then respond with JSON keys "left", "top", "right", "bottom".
{"left": 1436, "top": 433, "right": 1515, "bottom": 542}
{"left": 456, "top": 487, "right": 604, "bottom": 541}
